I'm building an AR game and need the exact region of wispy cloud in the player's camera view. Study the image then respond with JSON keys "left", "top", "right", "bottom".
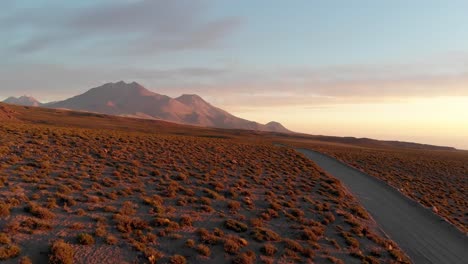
{"left": 0, "top": 0, "right": 240, "bottom": 56}
{"left": 1, "top": 61, "right": 467, "bottom": 105}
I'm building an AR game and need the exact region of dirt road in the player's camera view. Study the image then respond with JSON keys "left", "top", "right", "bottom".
{"left": 296, "top": 148, "right": 468, "bottom": 264}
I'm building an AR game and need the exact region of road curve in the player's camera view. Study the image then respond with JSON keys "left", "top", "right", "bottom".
{"left": 296, "top": 148, "right": 468, "bottom": 264}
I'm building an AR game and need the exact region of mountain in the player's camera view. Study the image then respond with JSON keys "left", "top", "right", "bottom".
{"left": 3, "top": 96, "right": 42, "bottom": 107}
{"left": 45, "top": 81, "right": 291, "bottom": 133}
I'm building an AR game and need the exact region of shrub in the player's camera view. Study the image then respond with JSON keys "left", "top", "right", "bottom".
{"left": 169, "top": 254, "right": 187, "bottom": 264}
{"left": 49, "top": 240, "right": 74, "bottom": 264}
{"left": 284, "top": 239, "right": 303, "bottom": 253}
{"left": 251, "top": 228, "right": 281, "bottom": 242}
{"left": 145, "top": 248, "right": 163, "bottom": 264}
{"left": 26, "top": 202, "right": 55, "bottom": 219}
{"left": 232, "top": 251, "right": 256, "bottom": 264}
{"left": 196, "top": 244, "right": 211, "bottom": 256}
{"left": 227, "top": 201, "right": 241, "bottom": 211}
{"left": 95, "top": 226, "right": 107, "bottom": 237}
{"left": 224, "top": 238, "right": 240, "bottom": 254}
{"left": 0, "top": 203, "right": 11, "bottom": 217}
{"left": 185, "top": 239, "right": 195, "bottom": 248}
{"left": 301, "top": 228, "right": 319, "bottom": 241}
{"left": 0, "top": 233, "right": 10, "bottom": 244}
{"left": 120, "top": 201, "right": 137, "bottom": 215}
{"left": 351, "top": 206, "right": 370, "bottom": 220}
{"left": 104, "top": 205, "right": 117, "bottom": 212}
{"left": 261, "top": 243, "right": 277, "bottom": 256}
{"left": 77, "top": 233, "right": 95, "bottom": 245}
{"left": 179, "top": 215, "right": 193, "bottom": 227}
{"left": 197, "top": 229, "right": 219, "bottom": 245}
{"left": 224, "top": 219, "right": 248, "bottom": 232}
{"left": 22, "top": 217, "right": 52, "bottom": 231}
{"left": 389, "top": 249, "right": 406, "bottom": 262}
{"left": 106, "top": 235, "right": 118, "bottom": 245}
{"left": 19, "top": 256, "right": 33, "bottom": 264}
{"left": 0, "top": 244, "right": 21, "bottom": 260}
{"left": 68, "top": 223, "right": 85, "bottom": 230}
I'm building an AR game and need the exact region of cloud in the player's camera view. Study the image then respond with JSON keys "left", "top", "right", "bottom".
{"left": 0, "top": 0, "right": 241, "bottom": 56}
{"left": 1, "top": 60, "right": 468, "bottom": 106}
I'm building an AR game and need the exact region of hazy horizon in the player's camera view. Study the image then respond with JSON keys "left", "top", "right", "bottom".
{"left": 1, "top": 1, "right": 468, "bottom": 149}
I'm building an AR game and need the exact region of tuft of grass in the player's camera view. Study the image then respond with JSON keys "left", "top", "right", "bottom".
{"left": 0, "top": 244, "right": 21, "bottom": 260}
{"left": 25, "top": 202, "right": 55, "bottom": 219}
{"left": 106, "top": 235, "right": 118, "bottom": 245}
{"left": 0, "top": 203, "right": 11, "bottom": 217}
{"left": 232, "top": 251, "right": 256, "bottom": 264}
{"left": 223, "top": 238, "right": 240, "bottom": 255}
{"left": 261, "top": 243, "right": 277, "bottom": 256}
{"left": 179, "top": 215, "right": 193, "bottom": 227}
{"left": 224, "top": 219, "right": 248, "bottom": 232}
{"left": 77, "top": 233, "right": 95, "bottom": 245}
{"left": 0, "top": 233, "right": 11, "bottom": 245}
{"left": 19, "top": 256, "right": 33, "bottom": 264}
{"left": 250, "top": 227, "right": 281, "bottom": 242}
{"left": 196, "top": 244, "right": 211, "bottom": 256}
{"left": 49, "top": 240, "right": 74, "bottom": 264}
{"left": 169, "top": 254, "right": 187, "bottom": 264}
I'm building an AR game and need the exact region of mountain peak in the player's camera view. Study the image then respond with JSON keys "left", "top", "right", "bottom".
{"left": 3, "top": 96, "right": 41, "bottom": 107}
{"left": 176, "top": 94, "right": 209, "bottom": 106}
{"left": 264, "top": 121, "right": 290, "bottom": 133}
{"left": 25, "top": 81, "right": 292, "bottom": 133}
{"left": 177, "top": 94, "right": 204, "bottom": 100}
{"left": 91, "top": 81, "right": 154, "bottom": 97}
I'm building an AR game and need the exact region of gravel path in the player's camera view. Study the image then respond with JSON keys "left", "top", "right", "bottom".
{"left": 296, "top": 148, "right": 468, "bottom": 264}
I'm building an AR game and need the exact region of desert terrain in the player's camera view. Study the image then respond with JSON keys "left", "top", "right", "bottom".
{"left": 297, "top": 149, "right": 467, "bottom": 264}
{"left": 280, "top": 139, "right": 468, "bottom": 234}
{"left": 0, "top": 103, "right": 410, "bottom": 263}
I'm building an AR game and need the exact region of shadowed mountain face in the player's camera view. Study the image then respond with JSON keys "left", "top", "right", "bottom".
{"left": 3, "top": 96, "right": 42, "bottom": 107}
{"left": 43, "top": 81, "right": 291, "bottom": 133}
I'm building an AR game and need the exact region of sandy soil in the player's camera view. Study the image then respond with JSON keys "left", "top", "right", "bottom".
{"left": 297, "top": 148, "right": 468, "bottom": 264}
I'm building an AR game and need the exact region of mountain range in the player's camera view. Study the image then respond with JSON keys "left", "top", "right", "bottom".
{"left": 4, "top": 95, "right": 42, "bottom": 107}
{"left": 3, "top": 81, "right": 290, "bottom": 133}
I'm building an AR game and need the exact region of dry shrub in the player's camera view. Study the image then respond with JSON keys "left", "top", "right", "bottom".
{"left": 232, "top": 251, "right": 256, "bottom": 264}
{"left": 179, "top": 215, "right": 193, "bottom": 227}
{"left": 224, "top": 238, "right": 240, "bottom": 255}
{"left": 25, "top": 202, "right": 55, "bottom": 219}
{"left": 77, "top": 233, "right": 95, "bottom": 245}
{"left": 196, "top": 244, "right": 211, "bottom": 256}
{"left": 261, "top": 243, "right": 277, "bottom": 256}
{"left": 0, "top": 203, "right": 11, "bottom": 217}
{"left": 0, "top": 233, "right": 10, "bottom": 244}
{"left": 0, "top": 244, "right": 21, "bottom": 260}
{"left": 284, "top": 238, "right": 303, "bottom": 253}
{"left": 49, "top": 240, "right": 74, "bottom": 264}
{"left": 169, "top": 254, "right": 187, "bottom": 264}
{"left": 106, "top": 235, "right": 118, "bottom": 245}
{"left": 224, "top": 219, "right": 248, "bottom": 232}
{"left": 19, "top": 256, "right": 33, "bottom": 264}
{"left": 251, "top": 228, "right": 281, "bottom": 242}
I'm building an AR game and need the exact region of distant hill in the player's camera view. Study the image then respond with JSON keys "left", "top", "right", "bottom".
{"left": 286, "top": 134, "right": 457, "bottom": 151}
{"left": 41, "top": 81, "right": 291, "bottom": 133}
{"left": 3, "top": 96, "right": 42, "bottom": 107}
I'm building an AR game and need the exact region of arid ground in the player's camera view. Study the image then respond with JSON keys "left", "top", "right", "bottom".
{"left": 297, "top": 149, "right": 468, "bottom": 264}
{"left": 0, "top": 104, "right": 410, "bottom": 263}
{"left": 281, "top": 140, "right": 468, "bottom": 234}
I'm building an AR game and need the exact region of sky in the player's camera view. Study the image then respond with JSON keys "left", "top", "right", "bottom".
{"left": 1, "top": 0, "right": 468, "bottom": 149}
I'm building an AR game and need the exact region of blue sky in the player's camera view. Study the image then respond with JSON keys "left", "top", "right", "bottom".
{"left": 1, "top": 0, "right": 468, "bottom": 147}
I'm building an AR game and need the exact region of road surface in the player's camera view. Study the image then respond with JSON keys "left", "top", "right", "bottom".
{"left": 296, "top": 148, "right": 468, "bottom": 264}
